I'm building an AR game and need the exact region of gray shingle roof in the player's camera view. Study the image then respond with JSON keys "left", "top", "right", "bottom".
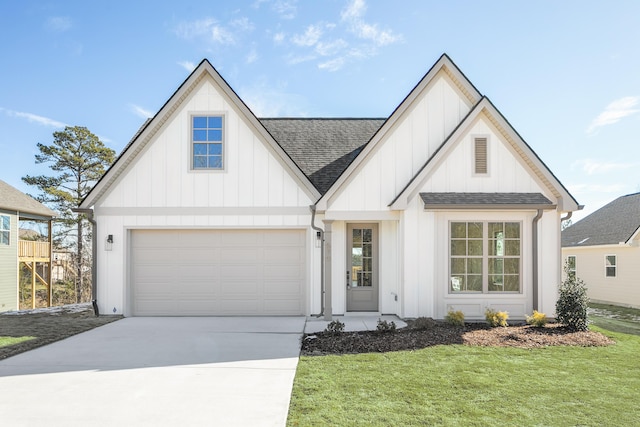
{"left": 260, "top": 118, "right": 385, "bottom": 194}
{"left": 420, "top": 192, "right": 555, "bottom": 209}
{"left": 562, "top": 192, "right": 640, "bottom": 247}
{"left": 0, "top": 179, "right": 56, "bottom": 218}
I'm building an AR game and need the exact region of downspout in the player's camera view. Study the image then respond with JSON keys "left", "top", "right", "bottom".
{"left": 532, "top": 209, "right": 544, "bottom": 312}
{"left": 309, "top": 205, "right": 325, "bottom": 318}
{"left": 72, "top": 208, "right": 99, "bottom": 317}
{"left": 560, "top": 211, "right": 572, "bottom": 222}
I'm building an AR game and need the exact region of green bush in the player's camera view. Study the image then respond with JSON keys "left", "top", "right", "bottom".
{"left": 485, "top": 308, "right": 509, "bottom": 327}
{"left": 412, "top": 317, "right": 437, "bottom": 330}
{"left": 445, "top": 310, "right": 465, "bottom": 327}
{"left": 376, "top": 319, "right": 397, "bottom": 333}
{"left": 556, "top": 261, "right": 589, "bottom": 331}
{"left": 325, "top": 319, "right": 345, "bottom": 334}
{"left": 526, "top": 310, "right": 548, "bottom": 327}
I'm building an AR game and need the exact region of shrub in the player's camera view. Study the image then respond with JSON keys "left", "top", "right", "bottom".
{"left": 376, "top": 319, "right": 397, "bottom": 333}
{"left": 445, "top": 310, "right": 465, "bottom": 327}
{"left": 556, "top": 261, "right": 589, "bottom": 331}
{"left": 325, "top": 319, "right": 345, "bottom": 334}
{"left": 412, "top": 317, "right": 437, "bottom": 330}
{"left": 526, "top": 310, "right": 548, "bottom": 327}
{"left": 485, "top": 308, "right": 509, "bottom": 327}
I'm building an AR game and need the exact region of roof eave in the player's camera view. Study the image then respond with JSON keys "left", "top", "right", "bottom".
{"left": 423, "top": 204, "right": 557, "bottom": 211}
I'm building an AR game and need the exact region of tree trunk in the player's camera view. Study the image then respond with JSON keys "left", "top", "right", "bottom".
{"left": 76, "top": 218, "right": 83, "bottom": 303}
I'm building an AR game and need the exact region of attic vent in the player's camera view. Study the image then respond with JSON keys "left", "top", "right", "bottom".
{"left": 474, "top": 137, "right": 488, "bottom": 174}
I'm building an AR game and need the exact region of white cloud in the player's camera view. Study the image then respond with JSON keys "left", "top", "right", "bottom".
{"left": 340, "top": 0, "right": 402, "bottom": 47}
{"left": 292, "top": 25, "right": 323, "bottom": 47}
{"left": 230, "top": 17, "right": 255, "bottom": 32}
{"left": 246, "top": 49, "right": 258, "bottom": 64}
{"left": 572, "top": 159, "right": 637, "bottom": 175}
{"left": 587, "top": 96, "right": 639, "bottom": 134}
{"left": 177, "top": 61, "right": 196, "bottom": 72}
{"left": 46, "top": 16, "right": 72, "bottom": 32}
{"left": 174, "top": 18, "right": 243, "bottom": 45}
{"left": 129, "top": 104, "right": 154, "bottom": 119}
{"left": 341, "top": 0, "right": 366, "bottom": 21}
{"left": 272, "top": 0, "right": 297, "bottom": 19}
{"left": 0, "top": 107, "right": 66, "bottom": 128}
{"left": 273, "top": 32, "right": 286, "bottom": 44}
{"left": 239, "top": 80, "right": 308, "bottom": 117}
{"left": 318, "top": 57, "right": 346, "bottom": 72}
{"left": 315, "top": 39, "right": 348, "bottom": 57}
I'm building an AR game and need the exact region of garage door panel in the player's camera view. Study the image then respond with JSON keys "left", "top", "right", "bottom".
{"left": 131, "top": 229, "right": 305, "bottom": 316}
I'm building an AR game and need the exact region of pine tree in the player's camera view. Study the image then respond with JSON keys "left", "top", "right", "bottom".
{"left": 23, "top": 126, "right": 115, "bottom": 303}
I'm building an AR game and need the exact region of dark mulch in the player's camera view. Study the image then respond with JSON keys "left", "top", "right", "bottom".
{"left": 301, "top": 321, "right": 615, "bottom": 356}
{"left": 0, "top": 304, "right": 122, "bottom": 360}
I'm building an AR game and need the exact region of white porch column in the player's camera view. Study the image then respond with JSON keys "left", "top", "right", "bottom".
{"left": 323, "top": 220, "right": 334, "bottom": 321}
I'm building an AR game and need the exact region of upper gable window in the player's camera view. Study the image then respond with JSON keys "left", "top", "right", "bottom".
{"left": 192, "top": 115, "right": 224, "bottom": 170}
{"left": 474, "top": 137, "right": 488, "bottom": 175}
{"left": 0, "top": 214, "right": 10, "bottom": 245}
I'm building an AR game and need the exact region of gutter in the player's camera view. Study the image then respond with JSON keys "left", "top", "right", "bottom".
{"left": 531, "top": 209, "right": 544, "bottom": 311}
{"left": 309, "top": 205, "right": 325, "bottom": 318}
{"left": 72, "top": 208, "right": 99, "bottom": 317}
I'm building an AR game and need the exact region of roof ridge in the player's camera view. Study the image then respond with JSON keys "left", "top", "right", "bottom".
{"left": 258, "top": 117, "right": 387, "bottom": 121}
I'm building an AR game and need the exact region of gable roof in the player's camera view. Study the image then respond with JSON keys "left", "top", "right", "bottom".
{"left": 562, "top": 193, "right": 640, "bottom": 247}
{"left": 389, "top": 97, "right": 581, "bottom": 212}
{"left": 80, "top": 59, "right": 321, "bottom": 209}
{"left": 315, "top": 53, "right": 482, "bottom": 210}
{"left": 261, "top": 118, "right": 384, "bottom": 194}
{"left": 0, "top": 179, "right": 56, "bottom": 219}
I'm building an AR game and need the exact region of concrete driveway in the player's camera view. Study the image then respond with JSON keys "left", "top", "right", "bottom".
{"left": 0, "top": 317, "right": 305, "bottom": 427}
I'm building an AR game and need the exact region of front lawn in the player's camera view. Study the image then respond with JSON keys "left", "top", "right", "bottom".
{"left": 288, "top": 327, "right": 640, "bottom": 426}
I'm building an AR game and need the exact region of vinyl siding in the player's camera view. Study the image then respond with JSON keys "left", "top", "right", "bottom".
{"left": 0, "top": 211, "right": 18, "bottom": 312}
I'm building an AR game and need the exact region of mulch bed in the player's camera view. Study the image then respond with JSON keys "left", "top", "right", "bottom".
{"left": 0, "top": 304, "right": 122, "bottom": 360}
{"left": 301, "top": 321, "right": 615, "bottom": 356}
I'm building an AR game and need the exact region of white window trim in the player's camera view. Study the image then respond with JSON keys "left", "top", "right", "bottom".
{"left": 448, "top": 220, "right": 522, "bottom": 294}
{"left": 0, "top": 214, "right": 10, "bottom": 245}
{"left": 566, "top": 255, "right": 577, "bottom": 277}
{"left": 605, "top": 254, "right": 617, "bottom": 278}
{"left": 472, "top": 135, "right": 490, "bottom": 177}
{"left": 189, "top": 112, "right": 227, "bottom": 172}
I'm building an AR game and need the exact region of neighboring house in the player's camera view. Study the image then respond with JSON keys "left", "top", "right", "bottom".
{"left": 0, "top": 179, "right": 56, "bottom": 312}
{"left": 79, "top": 54, "right": 580, "bottom": 320}
{"left": 562, "top": 193, "right": 640, "bottom": 309}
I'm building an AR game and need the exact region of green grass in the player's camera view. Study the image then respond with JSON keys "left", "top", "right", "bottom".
{"left": 589, "top": 303, "right": 640, "bottom": 336}
{"left": 0, "top": 336, "right": 36, "bottom": 348}
{"left": 288, "top": 328, "right": 640, "bottom": 426}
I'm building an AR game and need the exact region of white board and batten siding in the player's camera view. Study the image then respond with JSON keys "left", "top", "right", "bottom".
{"left": 328, "top": 72, "right": 472, "bottom": 212}
{"left": 93, "top": 75, "right": 317, "bottom": 317}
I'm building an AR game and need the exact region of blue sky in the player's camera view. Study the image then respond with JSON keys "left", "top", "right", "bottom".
{"left": 1, "top": 0, "right": 639, "bottom": 222}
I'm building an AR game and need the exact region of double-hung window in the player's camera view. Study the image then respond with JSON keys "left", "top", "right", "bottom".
{"left": 566, "top": 255, "right": 576, "bottom": 280}
{"left": 450, "top": 221, "right": 521, "bottom": 293}
{"left": 0, "top": 214, "right": 10, "bottom": 245}
{"left": 605, "top": 255, "right": 617, "bottom": 277}
{"left": 192, "top": 115, "right": 224, "bottom": 170}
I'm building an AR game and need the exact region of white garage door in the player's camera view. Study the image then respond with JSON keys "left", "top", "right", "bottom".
{"left": 130, "top": 229, "right": 306, "bottom": 316}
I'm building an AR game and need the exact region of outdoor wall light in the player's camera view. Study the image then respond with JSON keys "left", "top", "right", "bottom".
{"left": 105, "top": 234, "right": 113, "bottom": 251}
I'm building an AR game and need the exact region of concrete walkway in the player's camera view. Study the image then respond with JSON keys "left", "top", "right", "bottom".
{"left": 0, "top": 317, "right": 305, "bottom": 427}
{"left": 304, "top": 314, "right": 407, "bottom": 333}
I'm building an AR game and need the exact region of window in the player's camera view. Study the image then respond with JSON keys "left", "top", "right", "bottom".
{"left": 192, "top": 115, "right": 223, "bottom": 170}
{"left": 450, "top": 221, "right": 521, "bottom": 293}
{"left": 474, "top": 137, "right": 488, "bottom": 174}
{"left": 0, "top": 214, "right": 9, "bottom": 245}
{"left": 605, "top": 255, "right": 617, "bottom": 277}
{"left": 566, "top": 255, "right": 576, "bottom": 280}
